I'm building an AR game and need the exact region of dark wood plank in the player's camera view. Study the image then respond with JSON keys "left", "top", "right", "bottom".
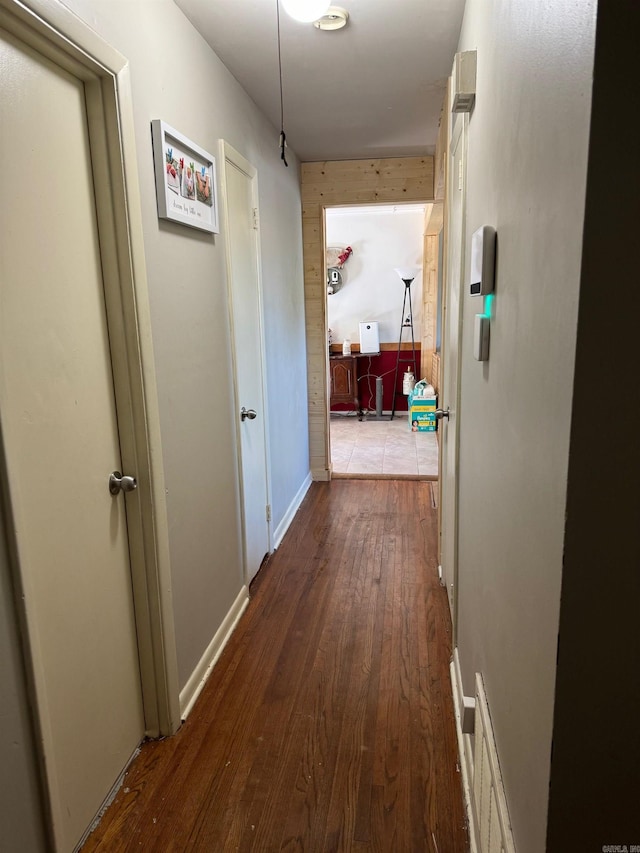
{"left": 81, "top": 480, "right": 468, "bottom": 852}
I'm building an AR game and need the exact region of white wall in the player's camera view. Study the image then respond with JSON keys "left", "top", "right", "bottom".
{"left": 453, "top": 2, "right": 597, "bottom": 851}
{"left": 325, "top": 206, "right": 424, "bottom": 346}
{"left": 60, "top": 0, "right": 310, "bottom": 689}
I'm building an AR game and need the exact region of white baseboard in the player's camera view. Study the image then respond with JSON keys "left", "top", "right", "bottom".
{"left": 179, "top": 585, "right": 249, "bottom": 720}
{"left": 272, "top": 472, "right": 312, "bottom": 549}
{"left": 450, "top": 650, "right": 479, "bottom": 853}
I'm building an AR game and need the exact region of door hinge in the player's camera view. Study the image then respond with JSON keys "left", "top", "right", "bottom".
{"left": 266, "top": 504, "right": 271, "bottom": 523}
{"left": 252, "top": 207, "right": 259, "bottom": 230}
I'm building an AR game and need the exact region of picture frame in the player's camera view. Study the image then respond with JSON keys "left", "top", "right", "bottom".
{"left": 151, "top": 120, "right": 219, "bottom": 234}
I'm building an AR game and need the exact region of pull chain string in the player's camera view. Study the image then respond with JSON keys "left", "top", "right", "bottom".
{"left": 276, "top": 0, "right": 288, "bottom": 166}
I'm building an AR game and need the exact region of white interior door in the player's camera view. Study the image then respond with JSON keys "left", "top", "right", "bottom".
{"left": 0, "top": 26, "right": 144, "bottom": 851}
{"left": 439, "top": 114, "right": 467, "bottom": 631}
{"left": 220, "top": 142, "right": 271, "bottom": 583}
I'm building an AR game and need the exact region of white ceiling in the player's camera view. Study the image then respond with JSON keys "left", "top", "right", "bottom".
{"left": 173, "top": 0, "right": 466, "bottom": 162}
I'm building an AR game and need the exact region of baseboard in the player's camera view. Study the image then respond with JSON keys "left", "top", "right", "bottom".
{"left": 450, "top": 651, "right": 479, "bottom": 853}
{"left": 179, "top": 585, "right": 249, "bottom": 720}
{"left": 452, "top": 648, "right": 476, "bottom": 735}
{"left": 272, "top": 472, "right": 312, "bottom": 550}
{"left": 311, "top": 466, "right": 330, "bottom": 482}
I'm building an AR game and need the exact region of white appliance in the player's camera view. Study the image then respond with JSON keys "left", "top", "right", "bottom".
{"left": 359, "top": 321, "right": 380, "bottom": 354}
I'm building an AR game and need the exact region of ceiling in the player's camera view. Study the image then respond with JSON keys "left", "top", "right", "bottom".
{"left": 173, "top": 0, "right": 466, "bottom": 163}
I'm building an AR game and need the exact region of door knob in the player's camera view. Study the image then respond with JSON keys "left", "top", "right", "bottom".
{"left": 241, "top": 407, "right": 257, "bottom": 421}
{"left": 109, "top": 471, "right": 138, "bottom": 496}
{"left": 435, "top": 407, "right": 450, "bottom": 420}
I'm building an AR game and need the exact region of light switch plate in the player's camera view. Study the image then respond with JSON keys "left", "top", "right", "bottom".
{"left": 474, "top": 313, "right": 490, "bottom": 361}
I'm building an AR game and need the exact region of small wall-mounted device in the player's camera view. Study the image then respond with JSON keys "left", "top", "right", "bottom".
{"left": 452, "top": 50, "right": 477, "bottom": 113}
{"left": 359, "top": 321, "right": 380, "bottom": 354}
{"left": 327, "top": 266, "right": 343, "bottom": 295}
{"left": 474, "top": 313, "right": 490, "bottom": 361}
{"left": 470, "top": 225, "right": 496, "bottom": 296}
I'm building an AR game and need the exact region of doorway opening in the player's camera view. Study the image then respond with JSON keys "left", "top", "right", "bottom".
{"left": 325, "top": 203, "right": 443, "bottom": 478}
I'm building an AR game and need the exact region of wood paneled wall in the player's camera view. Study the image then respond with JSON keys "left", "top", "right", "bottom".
{"left": 301, "top": 157, "right": 434, "bottom": 480}
{"left": 422, "top": 230, "right": 439, "bottom": 381}
{"left": 422, "top": 198, "right": 445, "bottom": 392}
{"left": 430, "top": 353, "right": 441, "bottom": 394}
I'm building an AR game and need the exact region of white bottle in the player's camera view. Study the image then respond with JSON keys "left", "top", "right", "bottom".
{"left": 342, "top": 338, "right": 351, "bottom": 355}
{"left": 402, "top": 370, "right": 415, "bottom": 395}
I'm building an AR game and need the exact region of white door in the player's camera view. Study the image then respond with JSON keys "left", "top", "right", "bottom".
{"left": 439, "top": 114, "right": 467, "bottom": 630}
{"left": 0, "top": 26, "right": 144, "bottom": 851}
{"left": 220, "top": 142, "right": 271, "bottom": 583}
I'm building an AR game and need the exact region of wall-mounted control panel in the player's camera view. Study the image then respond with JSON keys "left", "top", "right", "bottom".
{"left": 470, "top": 225, "right": 496, "bottom": 296}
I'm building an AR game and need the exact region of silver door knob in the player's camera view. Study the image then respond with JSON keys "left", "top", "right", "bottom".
{"left": 241, "top": 407, "right": 257, "bottom": 421}
{"left": 109, "top": 471, "right": 138, "bottom": 495}
{"left": 435, "top": 407, "right": 450, "bottom": 420}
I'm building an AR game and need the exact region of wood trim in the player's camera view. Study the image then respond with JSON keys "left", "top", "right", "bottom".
{"left": 436, "top": 79, "right": 451, "bottom": 567}
{"left": 450, "top": 655, "right": 479, "bottom": 853}
{"left": 425, "top": 200, "right": 444, "bottom": 235}
{"left": 421, "top": 233, "right": 438, "bottom": 378}
{"left": 329, "top": 342, "right": 421, "bottom": 354}
{"left": 434, "top": 102, "right": 447, "bottom": 202}
{"left": 431, "top": 352, "right": 441, "bottom": 394}
{"left": 302, "top": 157, "right": 435, "bottom": 480}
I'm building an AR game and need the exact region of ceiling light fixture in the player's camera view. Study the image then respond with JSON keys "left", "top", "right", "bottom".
{"left": 280, "top": 0, "right": 330, "bottom": 23}
{"left": 314, "top": 6, "right": 349, "bottom": 30}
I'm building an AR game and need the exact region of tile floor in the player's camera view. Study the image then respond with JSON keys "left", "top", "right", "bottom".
{"left": 330, "top": 412, "right": 439, "bottom": 478}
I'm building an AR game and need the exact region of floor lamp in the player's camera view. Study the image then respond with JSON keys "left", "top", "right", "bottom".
{"left": 390, "top": 267, "right": 420, "bottom": 420}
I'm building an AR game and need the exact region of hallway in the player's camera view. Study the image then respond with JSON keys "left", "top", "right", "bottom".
{"left": 82, "top": 480, "right": 468, "bottom": 852}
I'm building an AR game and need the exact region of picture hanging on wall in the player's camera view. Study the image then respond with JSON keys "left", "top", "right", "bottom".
{"left": 151, "top": 120, "right": 219, "bottom": 234}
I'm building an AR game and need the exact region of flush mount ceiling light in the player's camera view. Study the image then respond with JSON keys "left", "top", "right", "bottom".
{"left": 314, "top": 6, "right": 349, "bottom": 30}
{"left": 280, "top": 0, "right": 330, "bottom": 23}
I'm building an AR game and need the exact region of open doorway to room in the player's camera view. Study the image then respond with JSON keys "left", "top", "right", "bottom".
{"left": 326, "top": 203, "right": 442, "bottom": 478}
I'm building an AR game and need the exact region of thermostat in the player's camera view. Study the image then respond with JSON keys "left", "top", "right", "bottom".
{"left": 470, "top": 225, "right": 496, "bottom": 296}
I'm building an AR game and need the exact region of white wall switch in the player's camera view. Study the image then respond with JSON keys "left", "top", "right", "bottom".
{"left": 474, "top": 313, "right": 490, "bottom": 361}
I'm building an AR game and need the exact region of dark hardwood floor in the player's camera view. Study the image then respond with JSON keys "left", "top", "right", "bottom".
{"left": 83, "top": 480, "right": 468, "bottom": 852}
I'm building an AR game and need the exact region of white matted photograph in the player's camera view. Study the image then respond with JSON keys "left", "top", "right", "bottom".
{"left": 151, "top": 120, "right": 219, "bottom": 234}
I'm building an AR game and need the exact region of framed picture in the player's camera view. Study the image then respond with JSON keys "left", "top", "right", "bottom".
{"left": 151, "top": 120, "right": 219, "bottom": 234}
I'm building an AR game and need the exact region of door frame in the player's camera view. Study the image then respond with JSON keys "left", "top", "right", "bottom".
{"left": 301, "top": 158, "right": 435, "bottom": 481}
{"left": 0, "top": 0, "right": 180, "bottom": 804}
{"left": 218, "top": 140, "right": 273, "bottom": 580}
{"left": 438, "top": 111, "right": 468, "bottom": 641}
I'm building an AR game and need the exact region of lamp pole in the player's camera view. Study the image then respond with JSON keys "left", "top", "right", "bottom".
{"left": 390, "top": 268, "right": 420, "bottom": 420}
